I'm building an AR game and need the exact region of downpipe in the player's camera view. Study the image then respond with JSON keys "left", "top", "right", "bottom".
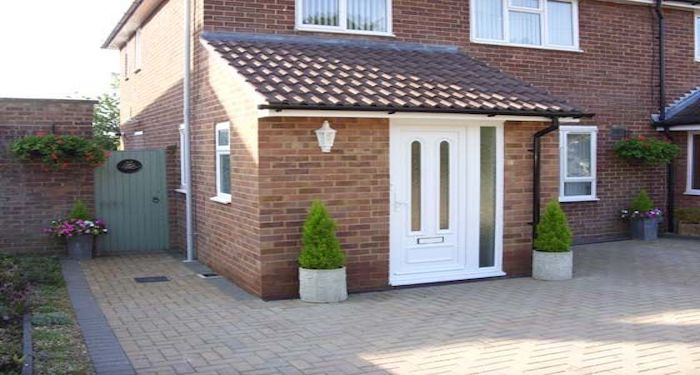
{"left": 532, "top": 117, "right": 560, "bottom": 245}
{"left": 183, "top": 0, "right": 195, "bottom": 261}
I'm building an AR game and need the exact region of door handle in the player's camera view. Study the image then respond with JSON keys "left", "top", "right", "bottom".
{"left": 152, "top": 197, "right": 160, "bottom": 204}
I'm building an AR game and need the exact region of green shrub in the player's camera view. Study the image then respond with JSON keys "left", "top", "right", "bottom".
{"left": 534, "top": 201, "right": 573, "bottom": 252}
{"left": 677, "top": 208, "right": 700, "bottom": 224}
{"left": 630, "top": 190, "right": 654, "bottom": 213}
{"left": 613, "top": 136, "right": 680, "bottom": 166}
{"left": 298, "top": 201, "right": 345, "bottom": 270}
{"left": 68, "top": 200, "right": 91, "bottom": 221}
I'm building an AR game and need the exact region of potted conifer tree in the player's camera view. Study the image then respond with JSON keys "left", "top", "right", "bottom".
{"left": 298, "top": 200, "right": 347, "bottom": 303}
{"left": 533, "top": 200, "right": 574, "bottom": 281}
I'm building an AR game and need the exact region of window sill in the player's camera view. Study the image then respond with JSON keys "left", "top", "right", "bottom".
{"left": 175, "top": 188, "right": 187, "bottom": 194}
{"left": 210, "top": 195, "right": 231, "bottom": 204}
{"left": 471, "top": 38, "right": 583, "bottom": 53}
{"left": 559, "top": 197, "right": 599, "bottom": 203}
{"left": 295, "top": 26, "right": 395, "bottom": 38}
{"left": 684, "top": 190, "right": 700, "bottom": 196}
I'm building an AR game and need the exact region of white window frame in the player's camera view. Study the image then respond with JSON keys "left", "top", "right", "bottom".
{"left": 178, "top": 124, "right": 187, "bottom": 192}
{"left": 687, "top": 131, "right": 700, "bottom": 195}
{"left": 695, "top": 12, "right": 700, "bottom": 62}
{"left": 212, "top": 122, "right": 232, "bottom": 203}
{"left": 295, "top": 0, "right": 393, "bottom": 36}
{"left": 559, "top": 125, "right": 597, "bottom": 202}
{"left": 133, "top": 28, "right": 143, "bottom": 72}
{"left": 470, "top": 0, "right": 581, "bottom": 52}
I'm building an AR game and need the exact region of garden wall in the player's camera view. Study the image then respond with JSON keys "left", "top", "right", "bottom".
{"left": 0, "top": 98, "right": 97, "bottom": 254}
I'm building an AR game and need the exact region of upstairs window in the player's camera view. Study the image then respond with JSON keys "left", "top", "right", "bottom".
{"left": 296, "top": 0, "right": 392, "bottom": 35}
{"left": 559, "top": 126, "right": 597, "bottom": 202}
{"left": 472, "top": 0, "right": 579, "bottom": 50}
{"left": 133, "top": 28, "right": 143, "bottom": 72}
{"left": 695, "top": 13, "right": 700, "bottom": 61}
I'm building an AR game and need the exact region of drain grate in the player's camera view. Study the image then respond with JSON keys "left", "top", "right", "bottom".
{"left": 134, "top": 276, "right": 169, "bottom": 283}
{"left": 197, "top": 272, "right": 221, "bottom": 279}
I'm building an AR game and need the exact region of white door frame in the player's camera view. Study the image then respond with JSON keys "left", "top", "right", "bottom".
{"left": 389, "top": 118, "right": 506, "bottom": 286}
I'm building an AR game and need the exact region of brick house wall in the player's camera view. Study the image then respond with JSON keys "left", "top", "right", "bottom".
{"left": 112, "top": 0, "right": 700, "bottom": 298}
{"left": 199, "top": 0, "right": 700, "bottom": 242}
{"left": 0, "top": 98, "right": 96, "bottom": 254}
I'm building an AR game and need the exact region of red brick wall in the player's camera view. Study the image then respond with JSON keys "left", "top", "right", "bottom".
{"left": 200, "top": 0, "right": 700, "bottom": 242}
{"left": 257, "top": 117, "right": 390, "bottom": 299}
{"left": 0, "top": 98, "right": 96, "bottom": 254}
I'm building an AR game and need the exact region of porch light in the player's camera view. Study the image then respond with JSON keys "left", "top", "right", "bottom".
{"left": 315, "top": 121, "right": 336, "bottom": 153}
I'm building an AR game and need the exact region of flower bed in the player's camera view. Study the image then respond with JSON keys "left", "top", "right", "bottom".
{"left": 0, "top": 256, "right": 92, "bottom": 374}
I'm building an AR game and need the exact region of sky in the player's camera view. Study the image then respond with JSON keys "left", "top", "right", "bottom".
{"left": 0, "top": 0, "right": 134, "bottom": 99}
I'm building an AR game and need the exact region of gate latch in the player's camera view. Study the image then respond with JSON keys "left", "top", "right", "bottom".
{"left": 152, "top": 197, "right": 160, "bottom": 204}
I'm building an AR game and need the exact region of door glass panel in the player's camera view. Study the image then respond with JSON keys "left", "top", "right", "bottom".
{"left": 692, "top": 135, "right": 700, "bottom": 190}
{"left": 439, "top": 141, "right": 450, "bottom": 230}
{"left": 411, "top": 141, "right": 422, "bottom": 232}
{"left": 480, "top": 128, "right": 497, "bottom": 268}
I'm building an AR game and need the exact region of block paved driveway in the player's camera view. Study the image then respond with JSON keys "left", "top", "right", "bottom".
{"left": 82, "top": 239, "right": 700, "bottom": 375}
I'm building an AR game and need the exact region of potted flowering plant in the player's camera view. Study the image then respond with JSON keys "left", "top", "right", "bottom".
{"left": 46, "top": 200, "right": 108, "bottom": 260}
{"left": 620, "top": 190, "right": 662, "bottom": 241}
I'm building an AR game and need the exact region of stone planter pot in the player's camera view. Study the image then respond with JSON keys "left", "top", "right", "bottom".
{"left": 299, "top": 267, "right": 348, "bottom": 303}
{"left": 533, "top": 251, "right": 573, "bottom": 281}
{"left": 630, "top": 217, "right": 658, "bottom": 241}
{"left": 66, "top": 235, "right": 94, "bottom": 260}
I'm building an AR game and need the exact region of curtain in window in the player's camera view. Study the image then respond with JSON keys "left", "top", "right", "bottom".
{"left": 547, "top": 0, "right": 574, "bottom": 46}
{"left": 509, "top": 11, "right": 541, "bottom": 45}
{"left": 511, "top": 0, "right": 539, "bottom": 8}
{"left": 302, "top": 0, "right": 340, "bottom": 26}
{"left": 348, "top": 0, "right": 387, "bottom": 32}
{"left": 475, "top": 0, "right": 504, "bottom": 40}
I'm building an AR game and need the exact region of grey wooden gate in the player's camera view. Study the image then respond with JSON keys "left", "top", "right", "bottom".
{"left": 95, "top": 150, "right": 169, "bottom": 253}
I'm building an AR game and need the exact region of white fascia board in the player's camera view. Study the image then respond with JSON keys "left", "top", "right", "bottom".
{"left": 257, "top": 109, "right": 576, "bottom": 122}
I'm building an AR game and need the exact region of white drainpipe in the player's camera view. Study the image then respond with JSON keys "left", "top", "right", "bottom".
{"left": 183, "top": 0, "right": 195, "bottom": 262}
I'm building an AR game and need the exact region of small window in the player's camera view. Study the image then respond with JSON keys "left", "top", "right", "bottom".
{"left": 687, "top": 132, "right": 700, "bottom": 195}
{"left": 695, "top": 13, "right": 700, "bottom": 61}
{"left": 559, "top": 126, "right": 597, "bottom": 202}
{"left": 179, "top": 124, "right": 187, "bottom": 190}
{"left": 133, "top": 28, "right": 143, "bottom": 72}
{"left": 214, "top": 122, "right": 231, "bottom": 203}
{"left": 296, "top": 0, "right": 392, "bottom": 35}
{"left": 472, "top": 0, "right": 579, "bottom": 51}
{"left": 123, "top": 50, "right": 129, "bottom": 80}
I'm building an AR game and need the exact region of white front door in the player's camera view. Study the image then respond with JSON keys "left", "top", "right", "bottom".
{"left": 389, "top": 119, "right": 505, "bottom": 286}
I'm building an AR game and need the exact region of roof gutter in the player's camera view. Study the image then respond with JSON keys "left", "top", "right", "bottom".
{"left": 258, "top": 104, "right": 594, "bottom": 119}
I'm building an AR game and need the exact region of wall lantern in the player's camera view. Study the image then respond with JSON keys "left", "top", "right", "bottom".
{"left": 315, "top": 121, "right": 337, "bottom": 153}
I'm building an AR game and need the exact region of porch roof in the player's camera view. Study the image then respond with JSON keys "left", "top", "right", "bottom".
{"left": 654, "top": 87, "right": 700, "bottom": 127}
{"left": 202, "top": 32, "right": 592, "bottom": 119}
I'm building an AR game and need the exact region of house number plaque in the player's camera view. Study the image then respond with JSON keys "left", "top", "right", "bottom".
{"left": 117, "top": 159, "right": 143, "bottom": 174}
